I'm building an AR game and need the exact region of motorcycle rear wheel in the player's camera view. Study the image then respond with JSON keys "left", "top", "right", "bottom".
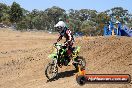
{"left": 73, "top": 56, "right": 86, "bottom": 71}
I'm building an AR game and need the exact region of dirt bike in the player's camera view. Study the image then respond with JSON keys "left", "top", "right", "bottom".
{"left": 45, "top": 43, "right": 86, "bottom": 80}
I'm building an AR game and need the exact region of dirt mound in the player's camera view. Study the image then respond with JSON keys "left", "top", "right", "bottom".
{"left": 0, "top": 29, "right": 131, "bottom": 88}
{"left": 77, "top": 36, "right": 132, "bottom": 73}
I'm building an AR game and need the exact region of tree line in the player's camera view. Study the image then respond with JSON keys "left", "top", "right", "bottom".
{"left": 0, "top": 2, "right": 132, "bottom": 36}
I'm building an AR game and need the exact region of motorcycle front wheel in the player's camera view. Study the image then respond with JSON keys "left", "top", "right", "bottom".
{"left": 45, "top": 63, "right": 58, "bottom": 80}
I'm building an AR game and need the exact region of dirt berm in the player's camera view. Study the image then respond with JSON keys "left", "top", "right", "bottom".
{"left": 0, "top": 29, "right": 131, "bottom": 88}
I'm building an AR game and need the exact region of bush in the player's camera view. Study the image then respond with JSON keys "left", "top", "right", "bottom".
{"left": 16, "top": 21, "right": 28, "bottom": 31}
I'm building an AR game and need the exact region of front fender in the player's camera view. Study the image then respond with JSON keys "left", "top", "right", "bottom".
{"left": 48, "top": 53, "right": 58, "bottom": 60}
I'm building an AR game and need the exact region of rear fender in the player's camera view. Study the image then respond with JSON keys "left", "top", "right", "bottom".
{"left": 72, "top": 46, "right": 81, "bottom": 59}
{"left": 76, "top": 46, "right": 81, "bottom": 53}
{"left": 74, "top": 46, "right": 81, "bottom": 54}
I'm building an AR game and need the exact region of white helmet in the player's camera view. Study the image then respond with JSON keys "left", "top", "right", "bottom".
{"left": 54, "top": 21, "right": 66, "bottom": 28}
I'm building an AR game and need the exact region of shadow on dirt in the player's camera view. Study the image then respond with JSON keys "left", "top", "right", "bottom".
{"left": 46, "top": 69, "right": 77, "bottom": 82}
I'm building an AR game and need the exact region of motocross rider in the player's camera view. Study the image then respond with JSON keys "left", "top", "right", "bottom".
{"left": 54, "top": 19, "right": 75, "bottom": 66}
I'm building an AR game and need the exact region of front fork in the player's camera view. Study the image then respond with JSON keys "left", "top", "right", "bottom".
{"left": 52, "top": 58, "right": 58, "bottom": 67}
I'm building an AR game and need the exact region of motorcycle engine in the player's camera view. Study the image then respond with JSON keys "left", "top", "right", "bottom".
{"left": 64, "top": 59, "right": 69, "bottom": 66}
{"left": 63, "top": 56, "right": 70, "bottom": 66}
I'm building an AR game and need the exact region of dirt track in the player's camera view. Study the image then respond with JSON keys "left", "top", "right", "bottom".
{"left": 0, "top": 28, "right": 132, "bottom": 88}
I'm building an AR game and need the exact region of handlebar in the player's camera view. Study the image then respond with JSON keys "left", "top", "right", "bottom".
{"left": 54, "top": 42, "right": 62, "bottom": 47}
{"left": 53, "top": 43, "right": 63, "bottom": 54}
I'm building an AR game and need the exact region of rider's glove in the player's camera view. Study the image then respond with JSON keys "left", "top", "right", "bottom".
{"left": 54, "top": 42, "right": 57, "bottom": 45}
{"left": 64, "top": 42, "right": 68, "bottom": 46}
